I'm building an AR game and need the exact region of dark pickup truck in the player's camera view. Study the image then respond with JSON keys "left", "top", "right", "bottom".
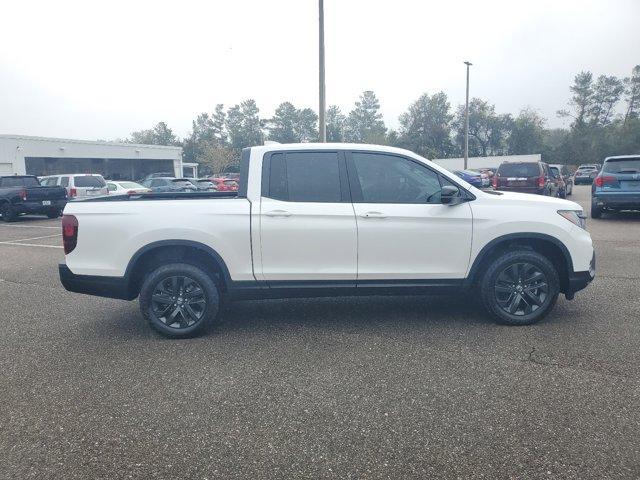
{"left": 0, "top": 175, "right": 67, "bottom": 222}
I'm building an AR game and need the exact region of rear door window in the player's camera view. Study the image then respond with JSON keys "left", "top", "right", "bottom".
{"left": 265, "top": 151, "right": 342, "bottom": 202}
{"left": 498, "top": 163, "right": 540, "bottom": 177}
{"left": 60, "top": 177, "right": 69, "bottom": 187}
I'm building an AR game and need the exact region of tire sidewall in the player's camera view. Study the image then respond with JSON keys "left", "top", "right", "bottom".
{"left": 481, "top": 251, "right": 560, "bottom": 326}
{"left": 139, "top": 263, "right": 220, "bottom": 338}
{"left": 1, "top": 203, "right": 16, "bottom": 222}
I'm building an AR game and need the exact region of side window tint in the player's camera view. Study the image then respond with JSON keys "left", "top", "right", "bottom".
{"left": 267, "top": 152, "right": 341, "bottom": 202}
{"left": 60, "top": 177, "right": 69, "bottom": 187}
{"left": 268, "top": 153, "right": 287, "bottom": 200}
{"left": 351, "top": 153, "right": 443, "bottom": 204}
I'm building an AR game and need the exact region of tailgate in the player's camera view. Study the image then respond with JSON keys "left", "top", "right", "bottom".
{"left": 25, "top": 186, "right": 67, "bottom": 201}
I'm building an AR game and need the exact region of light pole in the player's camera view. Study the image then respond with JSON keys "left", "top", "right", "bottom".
{"left": 318, "top": 0, "right": 326, "bottom": 142}
{"left": 463, "top": 61, "right": 472, "bottom": 170}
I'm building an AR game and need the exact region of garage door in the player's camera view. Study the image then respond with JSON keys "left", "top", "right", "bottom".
{"left": 0, "top": 163, "right": 13, "bottom": 175}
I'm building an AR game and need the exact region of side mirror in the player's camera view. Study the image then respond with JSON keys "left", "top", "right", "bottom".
{"left": 441, "top": 185, "right": 463, "bottom": 205}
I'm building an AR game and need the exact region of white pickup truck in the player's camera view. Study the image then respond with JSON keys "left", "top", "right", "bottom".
{"left": 59, "top": 143, "right": 595, "bottom": 337}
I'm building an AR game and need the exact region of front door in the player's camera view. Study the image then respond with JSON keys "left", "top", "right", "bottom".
{"left": 259, "top": 150, "right": 357, "bottom": 283}
{"left": 347, "top": 151, "right": 473, "bottom": 280}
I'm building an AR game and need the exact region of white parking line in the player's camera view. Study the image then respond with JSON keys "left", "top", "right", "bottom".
{"left": 8, "top": 233, "right": 62, "bottom": 242}
{"left": 0, "top": 224, "right": 60, "bottom": 230}
{"left": 0, "top": 241, "right": 63, "bottom": 249}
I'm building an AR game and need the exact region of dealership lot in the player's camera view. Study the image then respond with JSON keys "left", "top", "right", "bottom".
{"left": 1, "top": 186, "right": 639, "bottom": 479}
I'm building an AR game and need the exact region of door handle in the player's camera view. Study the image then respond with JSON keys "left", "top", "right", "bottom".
{"left": 265, "top": 210, "right": 292, "bottom": 217}
{"left": 359, "top": 211, "right": 387, "bottom": 219}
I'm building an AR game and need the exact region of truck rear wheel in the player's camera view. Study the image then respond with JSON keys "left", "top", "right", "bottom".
{"left": 480, "top": 250, "right": 559, "bottom": 326}
{"left": 139, "top": 263, "right": 220, "bottom": 338}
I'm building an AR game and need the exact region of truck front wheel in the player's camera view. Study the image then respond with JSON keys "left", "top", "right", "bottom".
{"left": 1, "top": 203, "right": 17, "bottom": 222}
{"left": 139, "top": 263, "right": 220, "bottom": 338}
{"left": 480, "top": 250, "right": 559, "bottom": 326}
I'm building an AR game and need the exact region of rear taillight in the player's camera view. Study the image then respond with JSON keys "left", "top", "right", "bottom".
{"left": 62, "top": 215, "right": 78, "bottom": 254}
{"left": 69, "top": 188, "right": 77, "bottom": 198}
{"left": 594, "top": 175, "right": 616, "bottom": 187}
{"left": 538, "top": 175, "right": 545, "bottom": 188}
{"left": 19, "top": 188, "right": 27, "bottom": 201}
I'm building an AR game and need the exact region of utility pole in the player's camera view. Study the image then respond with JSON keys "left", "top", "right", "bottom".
{"left": 318, "top": 0, "right": 326, "bottom": 142}
{"left": 463, "top": 61, "right": 472, "bottom": 170}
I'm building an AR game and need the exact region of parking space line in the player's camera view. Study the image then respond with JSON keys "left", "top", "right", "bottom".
{"left": 9, "top": 234, "right": 62, "bottom": 242}
{"left": 0, "top": 241, "right": 63, "bottom": 249}
{"left": 0, "top": 224, "right": 60, "bottom": 230}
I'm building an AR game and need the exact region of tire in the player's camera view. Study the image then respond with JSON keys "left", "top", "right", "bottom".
{"left": 591, "top": 200, "right": 602, "bottom": 219}
{"left": 558, "top": 188, "right": 567, "bottom": 199}
{"left": 480, "top": 250, "right": 559, "bottom": 326}
{"left": 1, "top": 203, "right": 17, "bottom": 222}
{"left": 46, "top": 209, "right": 61, "bottom": 219}
{"left": 139, "top": 263, "right": 220, "bottom": 338}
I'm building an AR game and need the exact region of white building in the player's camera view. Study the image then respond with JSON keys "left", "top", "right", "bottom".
{"left": 0, "top": 135, "right": 184, "bottom": 180}
{"left": 432, "top": 154, "right": 541, "bottom": 171}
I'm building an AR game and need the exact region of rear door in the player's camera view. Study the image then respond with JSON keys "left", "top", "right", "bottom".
{"left": 347, "top": 151, "right": 473, "bottom": 280}
{"left": 259, "top": 150, "right": 357, "bottom": 282}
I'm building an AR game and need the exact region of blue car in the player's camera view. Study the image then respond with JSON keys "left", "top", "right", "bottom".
{"left": 453, "top": 169, "right": 489, "bottom": 188}
{"left": 591, "top": 155, "right": 640, "bottom": 218}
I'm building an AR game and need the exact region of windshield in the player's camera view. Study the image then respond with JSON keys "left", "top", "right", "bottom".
{"left": 74, "top": 176, "right": 106, "bottom": 187}
{"left": 497, "top": 163, "right": 539, "bottom": 177}
{"left": 602, "top": 158, "right": 640, "bottom": 173}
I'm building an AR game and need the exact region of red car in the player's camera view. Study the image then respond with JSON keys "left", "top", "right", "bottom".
{"left": 210, "top": 177, "right": 239, "bottom": 192}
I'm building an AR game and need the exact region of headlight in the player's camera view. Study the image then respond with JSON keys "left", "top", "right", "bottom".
{"left": 558, "top": 210, "right": 586, "bottom": 229}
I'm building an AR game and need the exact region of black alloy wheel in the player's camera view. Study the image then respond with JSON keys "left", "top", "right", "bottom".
{"left": 151, "top": 275, "right": 206, "bottom": 329}
{"left": 140, "top": 263, "right": 220, "bottom": 337}
{"left": 494, "top": 263, "right": 548, "bottom": 316}
{"left": 480, "top": 250, "right": 559, "bottom": 326}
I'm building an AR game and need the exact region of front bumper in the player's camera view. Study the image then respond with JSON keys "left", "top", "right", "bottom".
{"left": 565, "top": 252, "right": 596, "bottom": 300}
{"left": 59, "top": 264, "right": 135, "bottom": 300}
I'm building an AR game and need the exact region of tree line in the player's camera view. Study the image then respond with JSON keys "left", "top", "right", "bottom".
{"left": 126, "top": 65, "right": 640, "bottom": 174}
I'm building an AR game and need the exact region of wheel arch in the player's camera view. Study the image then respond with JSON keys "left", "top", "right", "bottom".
{"left": 124, "top": 240, "right": 233, "bottom": 297}
{"left": 466, "top": 233, "right": 573, "bottom": 293}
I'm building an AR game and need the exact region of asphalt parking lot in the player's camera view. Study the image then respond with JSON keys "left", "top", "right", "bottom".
{"left": 1, "top": 185, "right": 639, "bottom": 479}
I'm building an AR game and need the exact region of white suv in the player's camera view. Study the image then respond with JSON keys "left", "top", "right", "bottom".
{"left": 41, "top": 174, "right": 108, "bottom": 198}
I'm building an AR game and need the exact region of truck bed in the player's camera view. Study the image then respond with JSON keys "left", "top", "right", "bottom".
{"left": 77, "top": 191, "right": 239, "bottom": 202}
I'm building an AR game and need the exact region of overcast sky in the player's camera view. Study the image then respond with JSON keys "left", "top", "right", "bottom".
{"left": 1, "top": 0, "right": 638, "bottom": 141}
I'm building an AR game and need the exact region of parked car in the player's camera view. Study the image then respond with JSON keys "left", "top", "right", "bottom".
{"left": 41, "top": 174, "right": 109, "bottom": 198}
{"left": 106, "top": 181, "right": 151, "bottom": 195}
{"left": 574, "top": 165, "right": 600, "bottom": 185}
{"left": 591, "top": 155, "right": 640, "bottom": 218}
{"left": 59, "top": 143, "right": 595, "bottom": 338}
{"left": 453, "top": 169, "right": 490, "bottom": 188}
{"left": 210, "top": 177, "right": 239, "bottom": 192}
{"left": 493, "top": 161, "right": 559, "bottom": 196}
{"left": 549, "top": 164, "right": 573, "bottom": 197}
{"left": 140, "top": 177, "right": 198, "bottom": 193}
{"left": 0, "top": 175, "right": 67, "bottom": 221}
{"left": 140, "top": 172, "right": 175, "bottom": 182}
{"left": 185, "top": 179, "right": 216, "bottom": 191}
